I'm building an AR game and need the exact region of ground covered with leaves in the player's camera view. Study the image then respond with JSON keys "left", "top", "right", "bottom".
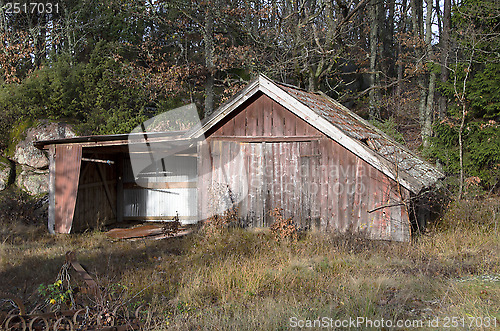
{"left": 0, "top": 194, "right": 499, "bottom": 330}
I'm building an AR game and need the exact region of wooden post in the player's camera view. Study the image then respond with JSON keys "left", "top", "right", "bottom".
{"left": 116, "top": 155, "right": 124, "bottom": 224}
{"left": 96, "top": 163, "right": 116, "bottom": 218}
{"left": 48, "top": 145, "right": 56, "bottom": 234}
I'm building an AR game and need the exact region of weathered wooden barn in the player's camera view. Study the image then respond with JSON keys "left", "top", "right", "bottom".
{"left": 35, "top": 75, "right": 443, "bottom": 241}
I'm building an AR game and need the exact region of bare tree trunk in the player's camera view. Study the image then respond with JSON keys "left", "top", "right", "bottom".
{"left": 421, "top": 0, "right": 435, "bottom": 147}
{"left": 423, "top": 71, "right": 436, "bottom": 147}
{"left": 396, "top": 0, "right": 408, "bottom": 97}
{"left": 458, "top": 101, "right": 466, "bottom": 199}
{"left": 204, "top": 5, "right": 215, "bottom": 118}
{"left": 438, "top": 0, "right": 451, "bottom": 119}
{"left": 369, "top": 0, "right": 381, "bottom": 119}
{"left": 457, "top": 50, "right": 474, "bottom": 200}
{"left": 386, "top": 0, "right": 396, "bottom": 77}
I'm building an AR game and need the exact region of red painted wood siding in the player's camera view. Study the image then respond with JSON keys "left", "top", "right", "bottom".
{"left": 54, "top": 145, "right": 82, "bottom": 233}
{"left": 200, "top": 93, "right": 410, "bottom": 241}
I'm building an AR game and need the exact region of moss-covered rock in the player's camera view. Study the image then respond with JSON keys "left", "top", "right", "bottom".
{"left": 15, "top": 165, "right": 49, "bottom": 196}
{"left": 0, "top": 156, "right": 13, "bottom": 191}
{"left": 10, "top": 119, "right": 76, "bottom": 169}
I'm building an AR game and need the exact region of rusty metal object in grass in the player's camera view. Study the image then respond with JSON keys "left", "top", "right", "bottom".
{"left": 105, "top": 223, "right": 192, "bottom": 240}
{"left": 53, "top": 316, "right": 74, "bottom": 330}
{"left": 1, "top": 252, "right": 146, "bottom": 331}
{"left": 4, "top": 314, "right": 26, "bottom": 330}
{"left": 0, "top": 292, "right": 27, "bottom": 316}
{"left": 65, "top": 251, "right": 99, "bottom": 298}
{"left": 27, "top": 315, "right": 49, "bottom": 330}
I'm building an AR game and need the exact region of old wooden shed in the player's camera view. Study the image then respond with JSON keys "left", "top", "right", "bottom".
{"left": 35, "top": 75, "right": 443, "bottom": 241}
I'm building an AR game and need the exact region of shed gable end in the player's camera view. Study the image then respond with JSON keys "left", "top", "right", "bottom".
{"left": 208, "top": 93, "right": 324, "bottom": 139}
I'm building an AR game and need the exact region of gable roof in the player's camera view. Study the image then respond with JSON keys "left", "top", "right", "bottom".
{"left": 189, "top": 74, "right": 443, "bottom": 194}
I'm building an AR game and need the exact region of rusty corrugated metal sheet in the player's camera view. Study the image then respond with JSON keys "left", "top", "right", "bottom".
{"left": 55, "top": 145, "right": 82, "bottom": 233}
{"left": 277, "top": 84, "right": 443, "bottom": 189}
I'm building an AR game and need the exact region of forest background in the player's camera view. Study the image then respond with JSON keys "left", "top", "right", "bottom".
{"left": 0, "top": 0, "right": 498, "bottom": 198}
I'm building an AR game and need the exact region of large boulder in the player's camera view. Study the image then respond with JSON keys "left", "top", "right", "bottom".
{"left": 15, "top": 165, "right": 49, "bottom": 196}
{"left": 0, "top": 156, "right": 13, "bottom": 191}
{"left": 11, "top": 120, "right": 76, "bottom": 169}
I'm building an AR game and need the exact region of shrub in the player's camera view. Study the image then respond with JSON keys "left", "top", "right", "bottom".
{"left": 269, "top": 207, "right": 298, "bottom": 242}
{"left": 434, "top": 197, "right": 500, "bottom": 231}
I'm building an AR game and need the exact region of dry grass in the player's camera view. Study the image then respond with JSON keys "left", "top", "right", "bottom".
{"left": 0, "top": 193, "right": 499, "bottom": 330}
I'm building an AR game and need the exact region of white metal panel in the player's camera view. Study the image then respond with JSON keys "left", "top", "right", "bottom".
{"left": 123, "top": 154, "right": 198, "bottom": 224}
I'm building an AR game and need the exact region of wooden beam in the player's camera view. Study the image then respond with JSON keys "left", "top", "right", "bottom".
{"left": 82, "top": 157, "right": 115, "bottom": 165}
{"left": 123, "top": 216, "right": 198, "bottom": 221}
{"left": 79, "top": 180, "right": 117, "bottom": 189}
{"left": 209, "top": 135, "right": 322, "bottom": 142}
{"left": 38, "top": 136, "right": 191, "bottom": 150}
{"left": 123, "top": 181, "right": 197, "bottom": 189}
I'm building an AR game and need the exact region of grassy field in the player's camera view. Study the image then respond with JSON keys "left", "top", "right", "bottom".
{"left": 0, "top": 193, "right": 499, "bottom": 330}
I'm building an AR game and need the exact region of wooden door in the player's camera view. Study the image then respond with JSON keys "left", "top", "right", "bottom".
{"left": 206, "top": 140, "right": 321, "bottom": 228}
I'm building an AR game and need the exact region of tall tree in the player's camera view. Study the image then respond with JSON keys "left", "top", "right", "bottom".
{"left": 369, "top": 0, "right": 382, "bottom": 119}
{"left": 438, "top": 0, "right": 451, "bottom": 120}
{"left": 420, "top": 0, "right": 436, "bottom": 147}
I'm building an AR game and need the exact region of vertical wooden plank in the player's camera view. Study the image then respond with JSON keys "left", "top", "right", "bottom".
{"left": 368, "top": 166, "right": 386, "bottom": 239}
{"left": 221, "top": 141, "right": 230, "bottom": 211}
{"left": 289, "top": 142, "right": 300, "bottom": 224}
{"left": 234, "top": 108, "right": 246, "bottom": 136}
{"left": 284, "top": 110, "right": 297, "bottom": 136}
{"left": 351, "top": 157, "right": 362, "bottom": 231}
{"left": 247, "top": 143, "right": 255, "bottom": 226}
{"left": 272, "top": 143, "right": 281, "bottom": 217}
{"left": 400, "top": 188, "right": 411, "bottom": 241}
{"left": 233, "top": 141, "right": 246, "bottom": 220}
{"left": 216, "top": 140, "right": 224, "bottom": 216}
{"left": 246, "top": 101, "right": 258, "bottom": 136}
{"left": 284, "top": 142, "right": 293, "bottom": 221}
{"left": 389, "top": 183, "right": 402, "bottom": 240}
{"left": 48, "top": 145, "right": 56, "bottom": 234}
{"left": 223, "top": 118, "right": 236, "bottom": 136}
{"left": 344, "top": 147, "right": 356, "bottom": 231}
{"left": 310, "top": 140, "right": 321, "bottom": 229}
{"left": 336, "top": 145, "right": 346, "bottom": 232}
{"left": 358, "top": 159, "right": 370, "bottom": 235}
{"left": 299, "top": 141, "right": 312, "bottom": 228}
{"left": 263, "top": 97, "right": 273, "bottom": 137}
{"left": 319, "top": 139, "right": 329, "bottom": 230}
{"left": 327, "top": 141, "right": 337, "bottom": 231}
{"left": 272, "top": 101, "right": 284, "bottom": 136}
{"left": 239, "top": 143, "right": 249, "bottom": 224}
{"left": 254, "top": 142, "right": 264, "bottom": 227}
{"left": 294, "top": 116, "right": 306, "bottom": 135}
{"left": 377, "top": 176, "right": 389, "bottom": 239}
{"left": 254, "top": 97, "right": 265, "bottom": 136}
{"left": 263, "top": 142, "right": 273, "bottom": 226}
{"left": 280, "top": 142, "right": 290, "bottom": 220}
